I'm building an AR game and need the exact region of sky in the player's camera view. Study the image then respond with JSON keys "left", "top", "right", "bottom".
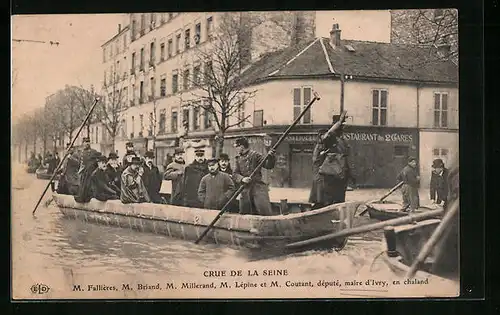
{"left": 11, "top": 11, "right": 391, "bottom": 122}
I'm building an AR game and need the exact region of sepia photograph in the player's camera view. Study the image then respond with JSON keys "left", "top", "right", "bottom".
{"left": 11, "top": 9, "right": 459, "bottom": 300}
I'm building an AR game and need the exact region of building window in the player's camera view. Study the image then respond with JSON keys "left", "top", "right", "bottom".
{"left": 193, "top": 105, "right": 200, "bottom": 131}
{"left": 433, "top": 148, "right": 449, "bottom": 165}
{"left": 150, "top": 42, "right": 155, "bottom": 65}
{"left": 140, "top": 48, "right": 145, "bottom": 70}
{"left": 148, "top": 112, "right": 154, "bottom": 136}
{"left": 293, "top": 87, "right": 312, "bottom": 124}
{"left": 372, "top": 89, "right": 388, "bottom": 126}
{"left": 204, "top": 107, "right": 212, "bottom": 129}
{"left": 184, "top": 28, "right": 191, "bottom": 50}
{"left": 193, "top": 65, "right": 201, "bottom": 86}
{"left": 171, "top": 109, "right": 178, "bottom": 133}
{"left": 150, "top": 13, "right": 156, "bottom": 29}
{"left": 95, "top": 126, "right": 99, "bottom": 143}
{"left": 160, "top": 42, "right": 165, "bottom": 61}
{"left": 195, "top": 23, "right": 201, "bottom": 44}
{"left": 131, "top": 84, "right": 136, "bottom": 106}
{"left": 172, "top": 73, "right": 178, "bottom": 93}
{"left": 159, "top": 109, "right": 166, "bottom": 134}
{"left": 253, "top": 110, "right": 264, "bottom": 127}
{"left": 131, "top": 116, "right": 135, "bottom": 138}
{"left": 140, "top": 14, "right": 145, "bottom": 35}
{"left": 206, "top": 16, "right": 213, "bottom": 39}
{"left": 434, "top": 92, "right": 448, "bottom": 128}
{"left": 160, "top": 77, "right": 166, "bottom": 96}
{"left": 123, "top": 87, "right": 128, "bottom": 104}
{"left": 150, "top": 77, "right": 155, "bottom": 99}
{"left": 183, "top": 69, "right": 190, "bottom": 90}
{"left": 175, "top": 33, "right": 181, "bottom": 54}
{"left": 139, "top": 114, "right": 144, "bottom": 136}
{"left": 160, "top": 13, "right": 165, "bottom": 24}
{"left": 103, "top": 71, "right": 107, "bottom": 85}
{"left": 139, "top": 81, "right": 144, "bottom": 103}
{"left": 121, "top": 119, "right": 126, "bottom": 138}
{"left": 237, "top": 101, "right": 246, "bottom": 127}
{"left": 131, "top": 20, "right": 137, "bottom": 41}
{"left": 131, "top": 52, "right": 136, "bottom": 70}
{"left": 167, "top": 39, "right": 173, "bottom": 58}
{"left": 182, "top": 108, "right": 190, "bottom": 131}
{"left": 204, "top": 61, "right": 212, "bottom": 83}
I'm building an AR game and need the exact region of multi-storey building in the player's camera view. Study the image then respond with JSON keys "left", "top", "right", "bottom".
{"left": 90, "top": 13, "right": 457, "bottom": 189}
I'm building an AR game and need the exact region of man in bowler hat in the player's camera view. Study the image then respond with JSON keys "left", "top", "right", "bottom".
{"left": 122, "top": 141, "right": 137, "bottom": 169}
{"left": 142, "top": 150, "right": 164, "bottom": 203}
{"left": 430, "top": 158, "right": 449, "bottom": 206}
{"left": 121, "top": 156, "right": 150, "bottom": 204}
{"left": 164, "top": 147, "right": 186, "bottom": 205}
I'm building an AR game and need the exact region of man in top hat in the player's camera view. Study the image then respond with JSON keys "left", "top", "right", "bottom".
{"left": 232, "top": 136, "right": 276, "bottom": 215}
{"left": 182, "top": 147, "right": 209, "bottom": 208}
{"left": 74, "top": 150, "right": 102, "bottom": 203}
{"left": 141, "top": 150, "right": 164, "bottom": 204}
{"left": 90, "top": 155, "right": 120, "bottom": 201}
{"left": 105, "top": 152, "right": 122, "bottom": 194}
{"left": 164, "top": 147, "right": 186, "bottom": 205}
{"left": 397, "top": 156, "right": 420, "bottom": 212}
{"left": 198, "top": 158, "right": 236, "bottom": 210}
{"left": 430, "top": 158, "right": 449, "bottom": 206}
{"left": 57, "top": 143, "right": 81, "bottom": 195}
{"left": 122, "top": 141, "right": 138, "bottom": 169}
{"left": 120, "top": 156, "right": 151, "bottom": 204}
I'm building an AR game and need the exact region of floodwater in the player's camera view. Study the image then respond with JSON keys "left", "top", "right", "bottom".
{"left": 12, "top": 163, "right": 451, "bottom": 299}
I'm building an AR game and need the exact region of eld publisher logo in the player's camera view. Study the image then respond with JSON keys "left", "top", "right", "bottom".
{"left": 30, "top": 283, "right": 50, "bottom": 295}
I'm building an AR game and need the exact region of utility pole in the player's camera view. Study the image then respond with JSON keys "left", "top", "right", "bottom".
{"left": 340, "top": 73, "right": 353, "bottom": 112}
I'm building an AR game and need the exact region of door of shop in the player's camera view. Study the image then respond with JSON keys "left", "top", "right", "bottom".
{"left": 289, "top": 145, "right": 314, "bottom": 188}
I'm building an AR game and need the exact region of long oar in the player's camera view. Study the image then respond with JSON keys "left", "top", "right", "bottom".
{"left": 194, "top": 92, "right": 322, "bottom": 244}
{"left": 32, "top": 97, "right": 100, "bottom": 216}
{"left": 358, "top": 181, "right": 404, "bottom": 216}
{"left": 286, "top": 208, "right": 444, "bottom": 250}
{"left": 405, "top": 198, "right": 459, "bottom": 278}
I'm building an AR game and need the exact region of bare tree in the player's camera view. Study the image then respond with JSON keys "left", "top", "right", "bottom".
{"left": 95, "top": 69, "right": 127, "bottom": 152}
{"left": 188, "top": 12, "right": 256, "bottom": 157}
{"left": 67, "top": 85, "right": 97, "bottom": 137}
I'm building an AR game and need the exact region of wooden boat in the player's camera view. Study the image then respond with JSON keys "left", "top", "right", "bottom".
{"left": 52, "top": 193, "right": 360, "bottom": 252}
{"left": 36, "top": 166, "right": 59, "bottom": 180}
{"left": 365, "top": 200, "right": 442, "bottom": 221}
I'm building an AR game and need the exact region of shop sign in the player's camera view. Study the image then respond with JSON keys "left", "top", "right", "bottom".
{"left": 286, "top": 134, "right": 317, "bottom": 143}
{"left": 343, "top": 132, "right": 413, "bottom": 143}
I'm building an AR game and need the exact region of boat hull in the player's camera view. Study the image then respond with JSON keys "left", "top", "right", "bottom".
{"left": 53, "top": 193, "right": 360, "bottom": 251}
{"left": 366, "top": 201, "right": 441, "bottom": 221}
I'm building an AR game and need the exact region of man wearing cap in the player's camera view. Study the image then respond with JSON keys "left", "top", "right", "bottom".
{"left": 78, "top": 137, "right": 99, "bottom": 175}
{"left": 232, "top": 136, "right": 276, "bottom": 215}
{"left": 120, "top": 156, "right": 151, "bottom": 204}
{"left": 122, "top": 142, "right": 138, "bottom": 169}
{"left": 198, "top": 158, "right": 236, "bottom": 210}
{"left": 56, "top": 144, "right": 80, "bottom": 195}
{"left": 397, "top": 156, "right": 420, "bottom": 212}
{"left": 74, "top": 150, "right": 101, "bottom": 203}
{"left": 142, "top": 150, "right": 164, "bottom": 204}
{"left": 182, "top": 147, "right": 209, "bottom": 207}
{"left": 430, "top": 158, "right": 449, "bottom": 206}
{"left": 164, "top": 147, "right": 186, "bottom": 205}
{"left": 218, "top": 153, "right": 233, "bottom": 175}
{"left": 90, "top": 155, "right": 120, "bottom": 201}
{"left": 105, "top": 152, "right": 122, "bottom": 194}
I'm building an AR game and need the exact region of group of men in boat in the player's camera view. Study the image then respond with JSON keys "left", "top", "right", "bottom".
{"left": 27, "top": 151, "right": 61, "bottom": 174}
{"left": 55, "top": 135, "right": 277, "bottom": 215}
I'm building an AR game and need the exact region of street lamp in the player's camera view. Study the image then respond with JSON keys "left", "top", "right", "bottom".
{"left": 340, "top": 74, "right": 354, "bottom": 112}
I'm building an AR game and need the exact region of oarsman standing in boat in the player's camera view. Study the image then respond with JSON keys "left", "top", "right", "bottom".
{"left": 105, "top": 152, "right": 122, "bottom": 195}
{"left": 56, "top": 143, "right": 80, "bottom": 195}
{"left": 182, "top": 148, "right": 209, "bottom": 208}
{"left": 120, "top": 156, "right": 151, "bottom": 204}
{"left": 232, "top": 137, "right": 276, "bottom": 216}
{"left": 430, "top": 158, "right": 449, "bottom": 206}
{"left": 309, "top": 112, "right": 354, "bottom": 208}
{"left": 141, "top": 150, "right": 164, "bottom": 204}
{"left": 90, "top": 155, "right": 120, "bottom": 201}
{"left": 397, "top": 156, "right": 420, "bottom": 212}
{"left": 198, "top": 158, "right": 236, "bottom": 210}
{"left": 74, "top": 149, "right": 101, "bottom": 203}
{"left": 122, "top": 141, "right": 137, "bottom": 169}
{"left": 77, "top": 137, "right": 99, "bottom": 175}
{"left": 164, "top": 147, "right": 186, "bottom": 205}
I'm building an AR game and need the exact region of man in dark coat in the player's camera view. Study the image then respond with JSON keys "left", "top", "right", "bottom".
{"left": 122, "top": 142, "right": 137, "bottom": 169}
{"left": 198, "top": 158, "right": 236, "bottom": 210}
{"left": 78, "top": 137, "right": 99, "bottom": 174}
{"left": 54, "top": 152, "right": 61, "bottom": 169}
{"left": 57, "top": 144, "right": 80, "bottom": 195}
{"left": 46, "top": 153, "right": 57, "bottom": 174}
{"left": 164, "top": 147, "right": 186, "bottom": 205}
{"left": 105, "top": 152, "right": 122, "bottom": 194}
{"left": 397, "top": 156, "right": 420, "bottom": 212}
{"left": 182, "top": 148, "right": 209, "bottom": 208}
{"left": 90, "top": 155, "right": 120, "bottom": 201}
{"left": 74, "top": 149, "right": 101, "bottom": 203}
{"left": 142, "top": 150, "right": 164, "bottom": 204}
{"left": 430, "top": 158, "right": 449, "bottom": 206}
{"left": 218, "top": 153, "right": 239, "bottom": 212}
{"left": 232, "top": 137, "right": 276, "bottom": 216}
{"left": 120, "top": 156, "right": 150, "bottom": 204}
{"left": 309, "top": 112, "right": 353, "bottom": 208}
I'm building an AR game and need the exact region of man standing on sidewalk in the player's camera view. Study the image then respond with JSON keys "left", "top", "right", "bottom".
{"left": 232, "top": 137, "right": 276, "bottom": 216}
{"left": 397, "top": 156, "right": 420, "bottom": 212}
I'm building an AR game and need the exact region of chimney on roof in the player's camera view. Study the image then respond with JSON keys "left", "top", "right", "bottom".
{"left": 330, "top": 23, "right": 341, "bottom": 48}
{"left": 118, "top": 24, "right": 122, "bottom": 33}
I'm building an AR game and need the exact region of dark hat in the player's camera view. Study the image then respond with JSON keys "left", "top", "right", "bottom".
{"left": 174, "top": 147, "right": 185, "bottom": 155}
{"left": 219, "top": 153, "right": 230, "bottom": 161}
{"left": 131, "top": 156, "right": 142, "bottom": 164}
{"left": 144, "top": 150, "right": 155, "bottom": 158}
{"left": 407, "top": 156, "right": 417, "bottom": 163}
{"left": 432, "top": 158, "right": 444, "bottom": 168}
{"left": 108, "top": 152, "right": 118, "bottom": 160}
{"left": 207, "top": 158, "right": 219, "bottom": 164}
{"left": 194, "top": 148, "right": 206, "bottom": 155}
{"left": 82, "top": 137, "right": 90, "bottom": 142}
{"left": 125, "top": 141, "right": 134, "bottom": 147}
{"left": 234, "top": 136, "right": 249, "bottom": 148}
{"left": 96, "top": 155, "right": 108, "bottom": 163}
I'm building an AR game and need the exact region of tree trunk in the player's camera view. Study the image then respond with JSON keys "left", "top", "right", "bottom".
{"left": 42, "top": 135, "right": 47, "bottom": 156}
{"left": 86, "top": 123, "right": 90, "bottom": 138}
{"left": 33, "top": 137, "right": 37, "bottom": 155}
{"left": 215, "top": 134, "right": 224, "bottom": 159}
{"left": 111, "top": 134, "right": 116, "bottom": 153}
{"left": 24, "top": 141, "right": 28, "bottom": 162}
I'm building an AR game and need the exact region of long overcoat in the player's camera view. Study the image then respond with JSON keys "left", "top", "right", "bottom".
{"left": 182, "top": 161, "right": 208, "bottom": 208}
{"left": 142, "top": 162, "right": 164, "bottom": 203}
{"left": 163, "top": 161, "right": 186, "bottom": 205}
